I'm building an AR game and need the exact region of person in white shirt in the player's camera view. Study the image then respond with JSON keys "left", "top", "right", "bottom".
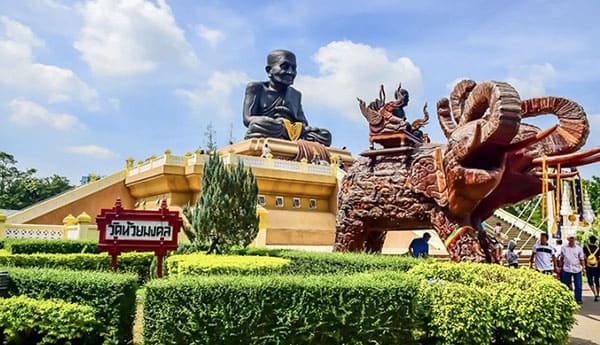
{"left": 554, "top": 239, "right": 563, "bottom": 260}
{"left": 559, "top": 234, "right": 585, "bottom": 304}
{"left": 529, "top": 233, "right": 557, "bottom": 274}
{"left": 261, "top": 144, "right": 271, "bottom": 158}
{"left": 494, "top": 223, "right": 503, "bottom": 237}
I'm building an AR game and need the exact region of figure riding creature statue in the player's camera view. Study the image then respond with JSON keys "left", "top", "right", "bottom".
{"left": 334, "top": 79, "right": 600, "bottom": 262}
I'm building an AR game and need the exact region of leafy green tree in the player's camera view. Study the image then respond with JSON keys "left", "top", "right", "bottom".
{"left": 504, "top": 195, "right": 544, "bottom": 227}
{"left": 182, "top": 152, "right": 259, "bottom": 253}
{"left": 0, "top": 152, "right": 72, "bottom": 210}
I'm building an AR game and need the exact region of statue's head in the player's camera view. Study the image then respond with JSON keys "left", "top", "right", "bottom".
{"left": 266, "top": 49, "right": 297, "bottom": 87}
{"left": 394, "top": 86, "right": 409, "bottom": 107}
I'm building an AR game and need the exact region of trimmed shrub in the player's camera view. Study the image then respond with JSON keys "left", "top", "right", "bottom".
{"left": 0, "top": 295, "right": 97, "bottom": 345}
{"left": 4, "top": 239, "right": 99, "bottom": 254}
{"left": 408, "top": 262, "right": 577, "bottom": 345}
{"left": 144, "top": 273, "right": 426, "bottom": 345}
{"left": 0, "top": 252, "right": 153, "bottom": 281}
{"left": 166, "top": 253, "right": 291, "bottom": 276}
{"left": 167, "top": 249, "right": 422, "bottom": 276}
{"left": 421, "top": 281, "right": 493, "bottom": 345}
{"left": 5, "top": 266, "right": 138, "bottom": 345}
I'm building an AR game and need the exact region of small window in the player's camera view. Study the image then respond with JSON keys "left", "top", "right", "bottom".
{"left": 293, "top": 197, "right": 301, "bottom": 208}
{"left": 275, "top": 196, "right": 284, "bottom": 208}
{"left": 309, "top": 199, "right": 317, "bottom": 209}
{"left": 257, "top": 195, "right": 266, "bottom": 206}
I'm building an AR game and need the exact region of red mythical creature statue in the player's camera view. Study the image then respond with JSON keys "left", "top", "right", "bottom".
{"left": 334, "top": 79, "right": 600, "bottom": 262}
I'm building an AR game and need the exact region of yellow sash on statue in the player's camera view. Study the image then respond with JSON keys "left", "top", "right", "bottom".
{"left": 282, "top": 119, "right": 303, "bottom": 141}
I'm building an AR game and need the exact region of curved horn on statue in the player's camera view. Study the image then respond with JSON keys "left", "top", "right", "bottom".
{"left": 379, "top": 84, "right": 386, "bottom": 104}
{"left": 450, "top": 79, "right": 477, "bottom": 125}
{"left": 520, "top": 96, "right": 590, "bottom": 156}
{"left": 436, "top": 98, "right": 456, "bottom": 138}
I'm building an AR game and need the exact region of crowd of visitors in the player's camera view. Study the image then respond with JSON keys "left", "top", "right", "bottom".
{"left": 407, "top": 224, "right": 597, "bottom": 304}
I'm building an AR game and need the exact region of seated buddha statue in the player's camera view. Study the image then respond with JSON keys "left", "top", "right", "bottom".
{"left": 243, "top": 49, "right": 332, "bottom": 146}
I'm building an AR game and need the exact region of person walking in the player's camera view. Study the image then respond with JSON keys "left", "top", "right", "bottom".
{"left": 494, "top": 222, "right": 503, "bottom": 237}
{"left": 529, "top": 233, "right": 557, "bottom": 274}
{"left": 409, "top": 232, "right": 431, "bottom": 258}
{"left": 505, "top": 239, "right": 520, "bottom": 268}
{"left": 583, "top": 235, "right": 600, "bottom": 302}
{"left": 560, "top": 234, "right": 586, "bottom": 304}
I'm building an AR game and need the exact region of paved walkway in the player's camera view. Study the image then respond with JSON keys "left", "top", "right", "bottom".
{"left": 570, "top": 286, "right": 600, "bottom": 345}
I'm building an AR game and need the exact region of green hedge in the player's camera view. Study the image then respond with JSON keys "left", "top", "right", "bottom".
{"left": 5, "top": 267, "right": 138, "bottom": 345}
{"left": 167, "top": 248, "right": 422, "bottom": 276}
{"left": 3, "top": 239, "right": 99, "bottom": 254}
{"left": 166, "top": 253, "right": 291, "bottom": 276}
{"left": 408, "top": 262, "right": 578, "bottom": 345}
{"left": 144, "top": 272, "right": 426, "bottom": 345}
{"left": 0, "top": 295, "right": 97, "bottom": 345}
{"left": 0, "top": 252, "right": 153, "bottom": 281}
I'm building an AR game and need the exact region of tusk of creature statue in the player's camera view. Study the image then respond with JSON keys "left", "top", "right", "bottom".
{"left": 531, "top": 146, "right": 600, "bottom": 165}
{"left": 552, "top": 153, "right": 600, "bottom": 168}
{"left": 506, "top": 125, "right": 558, "bottom": 152}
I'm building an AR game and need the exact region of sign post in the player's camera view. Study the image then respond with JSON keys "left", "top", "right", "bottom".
{"left": 96, "top": 198, "right": 182, "bottom": 278}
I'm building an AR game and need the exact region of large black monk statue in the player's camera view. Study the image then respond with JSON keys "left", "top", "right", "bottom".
{"left": 243, "top": 49, "right": 332, "bottom": 146}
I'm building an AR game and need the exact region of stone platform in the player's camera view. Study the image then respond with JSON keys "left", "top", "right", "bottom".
{"left": 219, "top": 138, "right": 354, "bottom": 167}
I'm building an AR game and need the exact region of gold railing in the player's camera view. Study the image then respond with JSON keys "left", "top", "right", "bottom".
{"left": 127, "top": 151, "right": 342, "bottom": 178}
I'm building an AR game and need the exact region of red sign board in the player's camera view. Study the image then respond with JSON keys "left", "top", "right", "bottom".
{"left": 96, "top": 198, "right": 182, "bottom": 277}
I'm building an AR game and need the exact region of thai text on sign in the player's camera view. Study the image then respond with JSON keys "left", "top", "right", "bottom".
{"left": 106, "top": 220, "right": 173, "bottom": 241}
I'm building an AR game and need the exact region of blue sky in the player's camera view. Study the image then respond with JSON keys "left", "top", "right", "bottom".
{"left": 1, "top": 0, "right": 599, "bottom": 183}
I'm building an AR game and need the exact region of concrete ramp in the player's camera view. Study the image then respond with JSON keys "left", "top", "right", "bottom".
{"left": 7, "top": 170, "right": 134, "bottom": 225}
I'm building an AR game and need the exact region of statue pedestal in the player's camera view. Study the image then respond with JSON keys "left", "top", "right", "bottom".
{"left": 219, "top": 138, "right": 354, "bottom": 166}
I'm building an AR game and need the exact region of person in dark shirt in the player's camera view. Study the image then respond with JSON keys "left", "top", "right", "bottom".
{"left": 584, "top": 235, "right": 600, "bottom": 302}
{"left": 409, "top": 232, "right": 431, "bottom": 258}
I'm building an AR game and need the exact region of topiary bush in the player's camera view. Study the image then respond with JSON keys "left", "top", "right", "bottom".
{"left": 166, "top": 253, "right": 291, "bottom": 276}
{"left": 5, "top": 267, "right": 138, "bottom": 345}
{"left": 167, "top": 249, "right": 422, "bottom": 276}
{"left": 3, "top": 239, "right": 99, "bottom": 254}
{"left": 0, "top": 252, "right": 153, "bottom": 282}
{"left": 0, "top": 295, "right": 98, "bottom": 345}
{"left": 144, "top": 272, "right": 427, "bottom": 345}
{"left": 420, "top": 281, "right": 493, "bottom": 345}
{"left": 408, "top": 262, "right": 577, "bottom": 345}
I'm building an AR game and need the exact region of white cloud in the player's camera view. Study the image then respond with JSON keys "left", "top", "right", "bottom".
{"left": 74, "top": 0, "right": 198, "bottom": 77}
{"left": 8, "top": 99, "right": 84, "bottom": 131}
{"left": 175, "top": 70, "right": 249, "bottom": 119}
{"left": 505, "top": 63, "right": 556, "bottom": 99}
{"left": 196, "top": 24, "right": 225, "bottom": 47}
{"left": 295, "top": 41, "right": 423, "bottom": 123}
{"left": 0, "top": 16, "right": 98, "bottom": 106}
{"left": 108, "top": 98, "right": 121, "bottom": 111}
{"left": 66, "top": 145, "right": 116, "bottom": 158}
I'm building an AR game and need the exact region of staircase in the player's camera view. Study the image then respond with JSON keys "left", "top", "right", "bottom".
{"left": 484, "top": 208, "right": 544, "bottom": 251}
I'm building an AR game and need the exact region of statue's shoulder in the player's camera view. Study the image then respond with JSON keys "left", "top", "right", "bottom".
{"left": 245, "top": 81, "right": 268, "bottom": 93}
{"left": 288, "top": 86, "right": 302, "bottom": 98}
